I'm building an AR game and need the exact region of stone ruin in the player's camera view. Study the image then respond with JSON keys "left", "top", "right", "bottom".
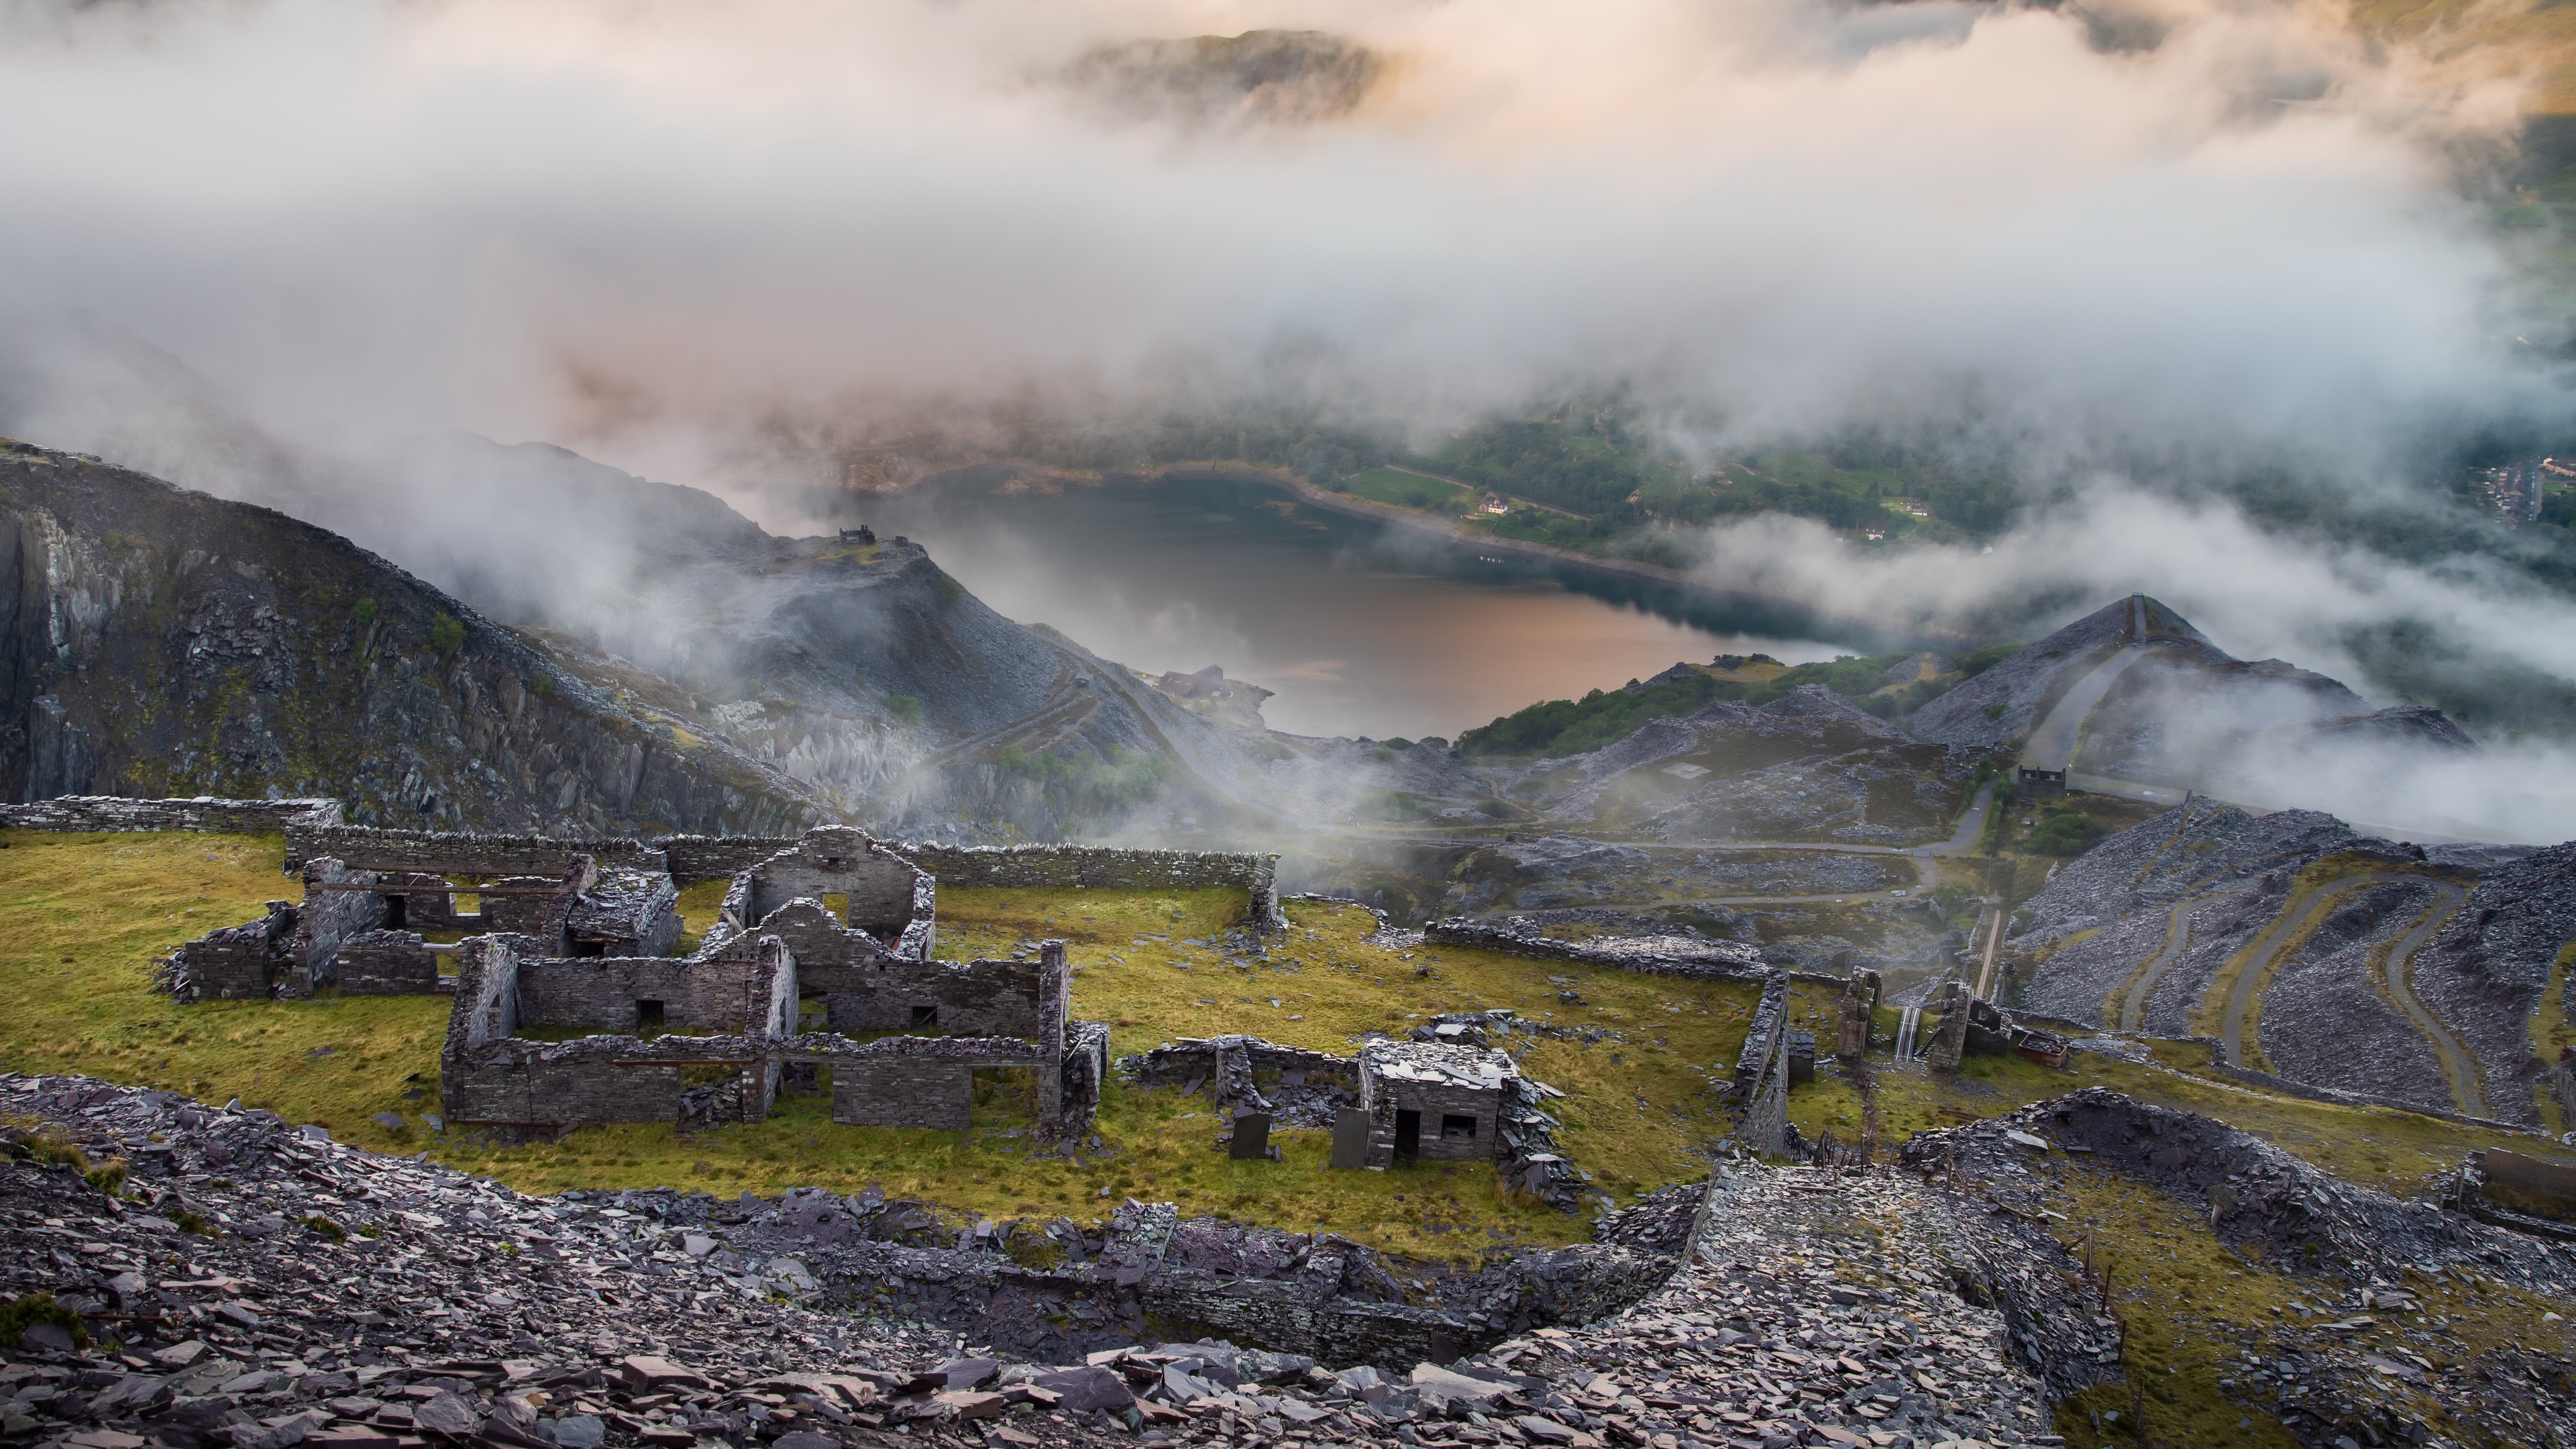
{"left": 158, "top": 851, "right": 680, "bottom": 1001}
{"left": 142, "top": 813, "right": 1291, "bottom": 1143}
{"left": 1120, "top": 1032, "right": 1586, "bottom": 1209}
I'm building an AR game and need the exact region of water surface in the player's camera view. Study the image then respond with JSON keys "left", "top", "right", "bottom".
{"left": 865, "top": 472, "right": 1855, "bottom": 740}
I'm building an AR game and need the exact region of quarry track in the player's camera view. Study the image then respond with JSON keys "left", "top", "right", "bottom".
{"left": 2378, "top": 879, "right": 2483, "bottom": 1117}
{"left": 2218, "top": 877, "right": 2379, "bottom": 1069}
{"left": 2112, "top": 894, "right": 2215, "bottom": 1031}
{"left": 2216, "top": 871, "right": 2481, "bottom": 1104}
{"left": 2019, "top": 642, "right": 2151, "bottom": 773}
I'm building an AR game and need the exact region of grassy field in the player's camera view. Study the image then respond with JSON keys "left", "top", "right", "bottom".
{"left": 0, "top": 833, "right": 1760, "bottom": 1259}
{"left": 1338, "top": 466, "right": 1475, "bottom": 514}
{"left": 9, "top": 827, "right": 2566, "bottom": 1275}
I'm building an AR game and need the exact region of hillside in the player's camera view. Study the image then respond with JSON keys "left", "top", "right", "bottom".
{"left": 0, "top": 440, "right": 831, "bottom": 834}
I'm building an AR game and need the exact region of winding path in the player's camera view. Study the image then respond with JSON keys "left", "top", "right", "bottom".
{"left": 2379, "top": 880, "right": 2482, "bottom": 1117}
{"left": 2218, "top": 877, "right": 2385, "bottom": 1069}
{"left": 2213, "top": 872, "right": 2483, "bottom": 1116}
{"left": 2113, "top": 894, "right": 2214, "bottom": 1031}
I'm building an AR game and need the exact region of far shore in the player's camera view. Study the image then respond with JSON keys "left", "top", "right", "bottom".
{"left": 1136, "top": 460, "right": 1978, "bottom": 652}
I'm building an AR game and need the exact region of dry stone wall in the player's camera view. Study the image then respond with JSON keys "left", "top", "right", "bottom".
{"left": 287, "top": 822, "right": 667, "bottom": 875}
{"left": 335, "top": 928, "right": 444, "bottom": 994}
{"left": 1422, "top": 917, "right": 1770, "bottom": 981}
{"left": 0, "top": 794, "right": 341, "bottom": 833}
{"left": 897, "top": 841, "right": 1285, "bottom": 929}
{"left": 514, "top": 955, "right": 781, "bottom": 1034}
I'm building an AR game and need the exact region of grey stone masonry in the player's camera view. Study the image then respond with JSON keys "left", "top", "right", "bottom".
{"left": 1423, "top": 916, "right": 1770, "bottom": 981}
{"left": 0, "top": 794, "right": 341, "bottom": 833}
{"left": 815, "top": 1034, "right": 1046, "bottom": 1130}
{"left": 1729, "top": 971, "right": 1792, "bottom": 1099}
{"left": 335, "top": 928, "right": 445, "bottom": 995}
{"left": 158, "top": 857, "right": 392, "bottom": 1001}
{"left": 441, "top": 932, "right": 796, "bottom": 1130}
{"left": 712, "top": 829, "right": 936, "bottom": 965}
{"left": 566, "top": 865, "right": 682, "bottom": 955}
{"left": 437, "top": 922, "right": 1100, "bottom": 1138}
{"left": 164, "top": 851, "right": 688, "bottom": 1000}
{"left": 896, "top": 839, "right": 1285, "bottom": 930}
{"left": 287, "top": 822, "right": 668, "bottom": 875}
{"left": 156, "top": 904, "right": 290, "bottom": 1002}
{"left": 1124, "top": 1036, "right": 1360, "bottom": 1092}
{"left": 280, "top": 857, "right": 390, "bottom": 994}
{"left": 655, "top": 833, "right": 802, "bottom": 883}
{"left": 1358, "top": 1041, "right": 1517, "bottom": 1169}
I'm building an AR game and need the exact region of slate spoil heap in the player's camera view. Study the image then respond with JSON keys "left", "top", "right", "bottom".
{"left": 5, "top": 1075, "right": 2063, "bottom": 1449}
{"left": 1904, "top": 1089, "right": 2576, "bottom": 1449}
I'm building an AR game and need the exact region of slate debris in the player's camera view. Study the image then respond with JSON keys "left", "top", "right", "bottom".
{"left": 1905, "top": 1089, "right": 2576, "bottom": 1448}
{"left": 7, "top": 1072, "right": 2168, "bottom": 1449}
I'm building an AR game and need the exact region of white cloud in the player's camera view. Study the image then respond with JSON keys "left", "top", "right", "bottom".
{"left": 0, "top": 0, "right": 2549, "bottom": 478}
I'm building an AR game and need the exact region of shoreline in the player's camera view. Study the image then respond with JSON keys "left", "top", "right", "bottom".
{"left": 1138, "top": 460, "right": 1976, "bottom": 651}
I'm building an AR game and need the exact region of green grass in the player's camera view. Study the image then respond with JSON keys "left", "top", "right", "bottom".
{"left": 1339, "top": 466, "right": 1475, "bottom": 514}
{"left": 0, "top": 834, "right": 1761, "bottom": 1259}
{"left": 15, "top": 829, "right": 2569, "bottom": 1273}
{"left": 937, "top": 888, "right": 1765, "bottom": 1214}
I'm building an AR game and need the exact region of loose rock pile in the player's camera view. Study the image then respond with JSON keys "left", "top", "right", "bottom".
{"left": 1904, "top": 1089, "right": 2576, "bottom": 1448}
{"left": 0, "top": 1073, "right": 2083, "bottom": 1449}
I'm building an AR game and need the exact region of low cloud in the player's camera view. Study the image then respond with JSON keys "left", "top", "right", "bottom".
{"left": 3, "top": 0, "right": 2571, "bottom": 835}
{"left": 1685, "top": 490, "right": 2576, "bottom": 690}
{"left": 0, "top": 0, "right": 2552, "bottom": 481}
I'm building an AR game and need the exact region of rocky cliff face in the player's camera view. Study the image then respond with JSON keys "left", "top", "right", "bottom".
{"left": 0, "top": 439, "right": 833, "bottom": 834}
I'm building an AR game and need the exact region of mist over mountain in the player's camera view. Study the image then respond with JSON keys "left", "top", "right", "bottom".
{"left": 5, "top": 0, "right": 2576, "bottom": 845}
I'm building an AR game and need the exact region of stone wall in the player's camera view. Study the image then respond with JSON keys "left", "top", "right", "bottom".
{"left": 743, "top": 830, "right": 924, "bottom": 932}
{"left": 282, "top": 858, "right": 388, "bottom": 994}
{"left": 0, "top": 795, "right": 342, "bottom": 835}
{"left": 1364, "top": 1075, "right": 1505, "bottom": 1167}
{"left": 2481, "top": 1149, "right": 2576, "bottom": 1203}
{"left": 288, "top": 824, "right": 667, "bottom": 876}
{"left": 831, "top": 1057, "right": 973, "bottom": 1129}
{"left": 1138, "top": 1273, "right": 1473, "bottom": 1371}
{"left": 336, "top": 930, "right": 443, "bottom": 996}
{"left": 657, "top": 835, "right": 799, "bottom": 884}
{"left": 896, "top": 841, "right": 1285, "bottom": 930}
{"left": 166, "top": 911, "right": 288, "bottom": 1001}
{"left": 812, "top": 949, "right": 1063, "bottom": 1040}
{"left": 476, "top": 873, "right": 580, "bottom": 947}
{"left": 798, "top": 1033, "right": 1048, "bottom": 1130}
{"left": 1729, "top": 972, "right": 1792, "bottom": 1099}
{"left": 515, "top": 955, "right": 782, "bottom": 1035}
{"left": 1124, "top": 1036, "right": 1360, "bottom": 1092}
{"left": 1421, "top": 918, "right": 1770, "bottom": 981}
{"left": 1062, "top": 1020, "right": 1112, "bottom": 1128}
{"left": 378, "top": 872, "right": 469, "bottom": 932}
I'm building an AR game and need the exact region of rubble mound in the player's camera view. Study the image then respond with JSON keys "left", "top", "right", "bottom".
{"left": 0, "top": 1074, "right": 2080, "bottom": 1449}
{"left": 2006, "top": 802, "right": 2573, "bottom": 1125}
{"left": 1902, "top": 1089, "right": 2576, "bottom": 1448}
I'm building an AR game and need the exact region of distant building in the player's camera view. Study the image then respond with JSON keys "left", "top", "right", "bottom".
{"left": 1901, "top": 498, "right": 1931, "bottom": 517}
{"left": 2017, "top": 766, "right": 2067, "bottom": 800}
{"left": 1862, "top": 525, "right": 1887, "bottom": 541}
{"left": 2471, "top": 462, "right": 2544, "bottom": 527}
{"left": 839, "top": 525, "right": 877, "bottom": 544}
{"left": 1481, "top": 495, "right": 1509, "bottom": 515}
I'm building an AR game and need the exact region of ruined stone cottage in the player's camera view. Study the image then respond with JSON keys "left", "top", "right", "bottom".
{"left": 152, "top": 816, "right": 1281, "bottom": 1143}
{"left": 1356, "top": 1040, "right": 1518, "bottom": 1168}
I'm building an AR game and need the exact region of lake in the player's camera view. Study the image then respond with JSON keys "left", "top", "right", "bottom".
{"left": 859, "top": 470, "right": 1860, "bottom": 741}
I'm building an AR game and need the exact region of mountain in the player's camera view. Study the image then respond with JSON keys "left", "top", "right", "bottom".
{"left": 0, "top": 439, "right": 830, "bottom": 833}
{"left": 0, "top": 430, "right": 1333, "bottom": 845}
